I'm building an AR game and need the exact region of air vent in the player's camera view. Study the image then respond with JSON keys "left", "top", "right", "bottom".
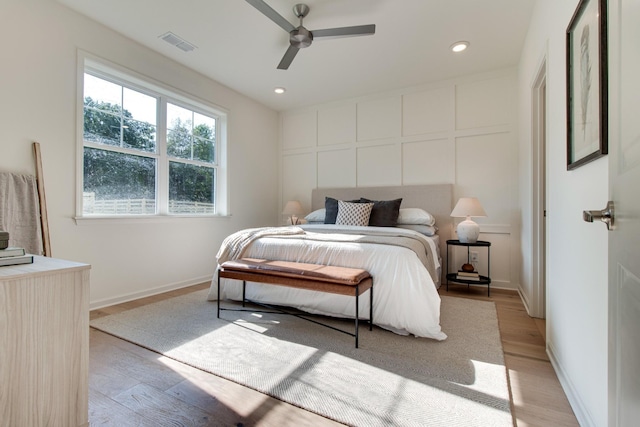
{"left": 159, "top": 32, "right": 196, "bottom": 53}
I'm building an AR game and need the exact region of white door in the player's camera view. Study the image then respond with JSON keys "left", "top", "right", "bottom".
{"left": 608, "top": 0, "right": 640, "bottom": 424}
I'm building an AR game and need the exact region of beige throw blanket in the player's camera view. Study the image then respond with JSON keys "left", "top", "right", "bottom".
{"left": 216, "top": 226, "right": 305, "bottom": 265}
{"left": 0, "top": 173, "right": 43, "bottom": 255}
{"left": 276, "top": 225, "right": 437, "bottom": 281}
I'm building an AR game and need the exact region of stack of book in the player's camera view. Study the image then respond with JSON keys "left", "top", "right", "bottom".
{"left": 0, "top": 247, "right": 33, "bottom": 267}
{"left": 456, "top": 270, "right": 481, "bottom": 281}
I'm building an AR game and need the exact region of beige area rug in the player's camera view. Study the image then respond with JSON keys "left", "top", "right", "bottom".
{"left": 90, "top": 289, "right": 513, "bottom": 426}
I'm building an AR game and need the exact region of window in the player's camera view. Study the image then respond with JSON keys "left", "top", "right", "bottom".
{"left": 79, "top": 57, "right": 227, "bottom": 217}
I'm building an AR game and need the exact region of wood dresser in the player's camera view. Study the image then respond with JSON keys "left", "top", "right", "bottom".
{"left": 0, "top": 256, "right": 90, "bottom": 427}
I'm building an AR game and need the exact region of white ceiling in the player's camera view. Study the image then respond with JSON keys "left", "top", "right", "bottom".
{"left": 56, "top": 0, "right": 535, "bottom": 112}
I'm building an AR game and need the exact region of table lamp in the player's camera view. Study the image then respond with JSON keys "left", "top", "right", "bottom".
{"left": 282, "top": 200, "right": 304, "bottom": 225}
{"left": 450, "top": 197, "right": 487, "bottom": 243}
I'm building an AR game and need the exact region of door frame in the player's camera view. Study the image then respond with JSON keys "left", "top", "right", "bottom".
{"left": 530, "top": 52, "right": 548, "bottom": 319}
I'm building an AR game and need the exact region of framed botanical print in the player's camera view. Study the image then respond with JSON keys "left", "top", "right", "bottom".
{"left": 566, "top": 0, "right": 608, "bottom": 170}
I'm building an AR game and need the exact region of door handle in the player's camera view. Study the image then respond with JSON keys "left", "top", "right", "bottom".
{"left": 583, "top": 201, "right": 614, "bottom": 230}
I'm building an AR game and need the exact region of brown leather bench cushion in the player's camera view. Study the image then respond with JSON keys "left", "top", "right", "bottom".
{"left": 219, "top": 258, "right": 371, "bottom": 286}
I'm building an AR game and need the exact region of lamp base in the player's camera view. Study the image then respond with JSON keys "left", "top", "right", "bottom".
{"left": 457, "top": 219, "right": 480, "bottom": 243}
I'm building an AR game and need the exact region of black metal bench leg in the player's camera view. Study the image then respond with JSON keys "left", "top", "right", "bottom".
{"left": 355, "top": 288, "right": 359, "bottom": 348}
{"left": 242, "top": 280, "right": 246, "bottom": 307}
{"left": 217, "top": 270, "right": 221, "bottom": 318}
{"left": 369, "top": 282, "right": 373, "bottom": 331}
{"left": 219, "top": 267, "right": 372, "bottom": 349}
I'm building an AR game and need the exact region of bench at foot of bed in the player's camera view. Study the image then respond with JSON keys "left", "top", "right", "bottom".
{"left": 217, "top": 258, "right": 373, "bottom": 348}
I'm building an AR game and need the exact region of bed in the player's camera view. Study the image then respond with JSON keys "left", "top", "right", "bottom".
{"left": 207, "top": 184, "right": 453, "bottom": 340}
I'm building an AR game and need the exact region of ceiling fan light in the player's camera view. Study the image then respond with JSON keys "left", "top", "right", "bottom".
{"left": 274, "top": 87, "right": 286, "bottom": 94}
{"left": 450, "top": 41, "right": 469, "bottom": 53}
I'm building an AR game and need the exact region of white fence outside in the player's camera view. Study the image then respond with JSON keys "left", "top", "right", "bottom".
{"left": 83, "top": 193, "right": 214, "bottom": 215}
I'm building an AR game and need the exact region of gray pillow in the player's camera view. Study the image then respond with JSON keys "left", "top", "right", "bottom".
{"left": 360, "top": 198, "right": 403, "bottom": 227}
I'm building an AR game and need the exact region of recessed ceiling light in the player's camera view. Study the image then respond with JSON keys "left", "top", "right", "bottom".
{"left": 274, "top": 87, "right": 286, "bottom": 94}
{"left": 450, "top": 41, "right": 469, "bottom": 53}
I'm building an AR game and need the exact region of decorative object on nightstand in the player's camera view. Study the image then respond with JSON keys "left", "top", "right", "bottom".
{"left": 450, "top": 197, "right": 487, "bottom": 243}
{"left": 446, "top": 239, "right": 492, "bottom": 296}
{"left": 282, "top": 200, "right": 304, "bottom": 225}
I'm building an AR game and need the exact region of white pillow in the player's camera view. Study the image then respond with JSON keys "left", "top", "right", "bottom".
{"left": 305, "top": 208, "right": 326, "bottom": 223}
{"left": 335, "top": 201, "right": 374, "bottom": 226}
{"left": 397, "top": 224, "right": 438, "bottom": 236}
{"left": 397, "top": 208, "right": 436, "bottom": 226}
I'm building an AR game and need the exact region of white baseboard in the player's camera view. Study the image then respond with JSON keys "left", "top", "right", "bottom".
{"left": 493, "top": 281, "right": 518, "bottom": 290}
{"left": 90, "top": 275, "right": 212, "bottom": 310}
{"left": 517, "top": 285, "right": 533, "bottom": 315}
{"left": 547, "top": 341, "right": 595, "bottom": 427}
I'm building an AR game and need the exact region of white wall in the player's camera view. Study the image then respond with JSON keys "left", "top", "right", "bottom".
{"left": 517, "top": 1, "right": 608, "bottom": 426}
{"left": 0, "top": 0, "right": 279, "bottom": 307}
{"left": 280, "top": 69, "right": 521, "bottom": 290}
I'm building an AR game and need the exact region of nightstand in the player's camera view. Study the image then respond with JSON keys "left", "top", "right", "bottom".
{"left": 446, "top": 239, "right": 492, "bottom": 296}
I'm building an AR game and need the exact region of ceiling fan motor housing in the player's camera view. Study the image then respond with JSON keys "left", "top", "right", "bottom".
{"left": 290, "top": 26, "right": 313, "bottom": 48}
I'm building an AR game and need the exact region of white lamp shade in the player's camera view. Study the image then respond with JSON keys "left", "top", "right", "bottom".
{"left": 282, "top": 200, "right": 303, "bottom": 216}
{"left": 282, "top": 200, "right": 304, "bottom": 225}
{"left": 450, "top": 197, "right": 487, "bottom": 218}
{"left": 450, "top": 197, "right": 486, "bottom": 243}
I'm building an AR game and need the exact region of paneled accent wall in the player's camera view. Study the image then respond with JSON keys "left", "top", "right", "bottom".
{"left": 280, "top": 68, "right": 519, "bottom": 289}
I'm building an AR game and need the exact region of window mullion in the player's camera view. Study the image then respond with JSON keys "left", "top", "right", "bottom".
{"left": 120, "top": 86, "right": 125, "bottom": 148}
{"left": 190, "top": 111, "right": 195, "bottom": 161}
{"left": 157, "top": 96, "right": 169, "bottom": 215}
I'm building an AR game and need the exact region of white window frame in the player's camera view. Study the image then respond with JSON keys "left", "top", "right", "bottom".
{"left": 75, "top": 52, "right": 228, "bottom": 223}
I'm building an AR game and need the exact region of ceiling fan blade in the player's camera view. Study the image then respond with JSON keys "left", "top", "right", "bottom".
{"left": 277, "top": 45, "right": 300, "bottom": 70}
{"left": 312, "top": 24, "right": 376, "bottom": 39}
{"left": 245, "top": 0, "right": 296, "bottom": 33}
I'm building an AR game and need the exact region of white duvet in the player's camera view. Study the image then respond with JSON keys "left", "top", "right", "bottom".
{"left": 207, "top": 225, "right": 447, "bottom": 340}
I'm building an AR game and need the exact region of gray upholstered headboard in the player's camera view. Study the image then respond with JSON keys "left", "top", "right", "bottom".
{"left": 311, "top": 184, "right": 453, "bottom": 281}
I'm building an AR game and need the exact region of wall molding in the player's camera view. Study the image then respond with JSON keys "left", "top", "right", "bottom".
{"left": 478, "top": 224, "right": 512, "bottom": 234}
{"left": 280, "top": 67, "right": 520, "bottom": 293}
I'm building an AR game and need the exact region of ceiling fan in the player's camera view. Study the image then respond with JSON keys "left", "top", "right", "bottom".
{"left": 245, "top": 0, "right": 376, "bottom": 70}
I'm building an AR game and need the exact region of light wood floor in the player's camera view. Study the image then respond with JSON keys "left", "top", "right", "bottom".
{"left": 440, "top": 283, "right": 579, "bottom": 427}
{"left": 89, "top": 283, "right": 579, "bottom": 426}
